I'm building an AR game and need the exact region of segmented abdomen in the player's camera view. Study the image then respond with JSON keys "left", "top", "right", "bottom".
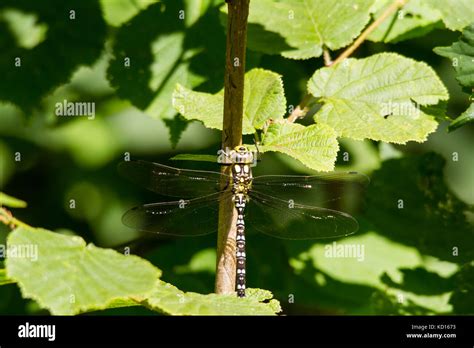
{"left": 232, "top": 162, "right": 251, "bottom": 298}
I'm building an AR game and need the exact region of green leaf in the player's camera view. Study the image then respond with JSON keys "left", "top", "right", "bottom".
{"left": 419, "top": 100, "right": 450, "bottom": 123}
{"left": 0, "top": 0, "right": 106, "bottom": 110}
{"left": 365, "top": 153, "right": 474, "bottom": 264}
{"left": 285, "top": 154, "right": 468, "bottom": 312}
{"left": 108, "top": 0, "right": 226, "bottom": 121}
{"left": 381, "top": 267, "right": 455, "bottom": 296}
{"left": 0, "top": 192, "right": 27, "bottom": 208}
{"left": 245, "top": 0, "right": 375, "bottom": 59}
{"left": 170, "top": 154, "right": 217, "bottom": 162}
{"left": 260, "top": 122, "right": 339, "bottom": 172}
{"left": 288, "top": 231, "right": 456, "bottom": 314}
{"left": 48, "top": 118, "right": 119, "bottom": 169}
{"left": 6, "top": 227, "right": 161, "bottom": 315}
{"left": 448, "top": 102, "right": 474, "bottom": 132}
{"left": 434, "top": 23, "right": 474, "bottom": 89}
{"left": 424, "top": 0, "right": 474, "bottom": 31}
{"left": 144, "top": 280, "right": 281, "bottom": 315}
{"left": 308, "top": 53, "right": 449, "bottom": 143}
{"left": 368, "top": 0, "right": 442, "bottom": 43}
{"left": 163, "top": 115, "right": 189, "bottom": 148}
{"left": 0, "top": 269, "right": 14, "bottom": 285}
{"left": 4, "top": 227, "right": 282, "bottom": 315}
{"left": 172, "top": 68, "right": 286, "bottom": 134}
{"left": 100, "top": 0, "right": 156, "bottom": 27}
{"left": 434, "top": 24, "right": 474, "bottom": 131}
{"left": 450, "top": 262, "right": 474, "bottom": 314}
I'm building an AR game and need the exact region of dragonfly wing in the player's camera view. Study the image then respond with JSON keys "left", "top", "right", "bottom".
{"left": 118, "top": 160, "right": 230, "bottom": 198}
{"left": 251, "top": 171, "right": 369, "bottom": 207}
{"left": 247, "top": 191, "right": 359, "bottom": 240}
{"left": 122, "top": 192, "right": 231, "bottom": 236}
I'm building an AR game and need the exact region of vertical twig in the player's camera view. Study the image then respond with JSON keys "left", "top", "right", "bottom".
{"left": 215, "top": 0, "right": 250, "bottom": 295}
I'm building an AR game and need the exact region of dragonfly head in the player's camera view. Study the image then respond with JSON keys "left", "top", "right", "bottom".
{"left": 232, "top": 145, "right": 254, "bottom": 164}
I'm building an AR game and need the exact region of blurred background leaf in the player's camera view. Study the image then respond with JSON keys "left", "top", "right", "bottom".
{"left": 107, "top": 0, "right": 226, "bottom": 143}
{"left": 365, "top": 152, "right": 474, "bottom": 264}
{"left": 0, "top": 0, "right": 106, "bottom": 111}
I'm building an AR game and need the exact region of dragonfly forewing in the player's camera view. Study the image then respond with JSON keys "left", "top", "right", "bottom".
{"left": 122, "top": 191, "right": 232, "bottom": 236}
{"left": 118, "top": 160, "right": 230, "bottom": 198}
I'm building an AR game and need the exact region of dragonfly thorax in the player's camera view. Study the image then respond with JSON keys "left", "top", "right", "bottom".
{"left": 232, "top": 163, "right": 253, "bottom": 197}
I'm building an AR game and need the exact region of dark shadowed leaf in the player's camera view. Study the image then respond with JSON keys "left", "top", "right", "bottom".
{"left": 0, "top": 0, "right": 106, "bottom": 110}
{"left": 365, "top": 153, "right": 474, "bottom": 263}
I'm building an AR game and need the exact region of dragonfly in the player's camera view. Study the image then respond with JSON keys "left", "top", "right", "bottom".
{"left": 119, "top": 145, "right": 369, "bottom": 297}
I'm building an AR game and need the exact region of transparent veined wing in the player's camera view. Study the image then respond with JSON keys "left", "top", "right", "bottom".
{"left": 246, "top": 191, "right": 359, "bottom": 239}
{"left": 251, "top": 171, "right": 369, "bottom": 207}
{"left": 118, "top": 160, "right": 230, "bottom": 198}
{"left": 122, "top": 192, "right": 232, "bottom": 236}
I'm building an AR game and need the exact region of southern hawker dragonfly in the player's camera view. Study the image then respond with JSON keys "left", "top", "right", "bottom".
{"left": 119, "top": 146, "right": 369, "bottom": 297}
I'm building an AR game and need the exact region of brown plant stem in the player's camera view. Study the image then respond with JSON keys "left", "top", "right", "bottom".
{"left": 215, "top": 0, "right": 250, "bottom": 295}
{"left": 0, "top": 207, "right": 33, "bottom": 229}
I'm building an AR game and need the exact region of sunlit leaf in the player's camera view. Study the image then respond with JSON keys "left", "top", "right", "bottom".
{"left": 308, "top": 53, "right": 449, "bottom": 143}
{"left": 260, "top": 122, "right": 339, "bottom": 172}
{"left": 144, "top": 281, "right": 281, "bottom": 315}
{"left": 172, "top": 68, "right": 286, "bottom": 134}
{"left": 6, "top": 227, "right": 161, "bottom": 315}
{"left": 244, "top": 0, "right": 375, "bottom": 59}
{"left": 288, "top": 232, "right": 456, "bottom": 314}
{"left": 368, "top": 0, "right": 442, "bottom": 43}
{"left": 100, "top": 0, "right": 156, "bottom": 27}
{"left": 424, "top": 0, "right": 474, "bottom": 31}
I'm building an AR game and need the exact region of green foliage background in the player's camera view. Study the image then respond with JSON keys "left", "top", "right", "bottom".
{"left": 0, "top": 0, "right": 473, "bottom": 315}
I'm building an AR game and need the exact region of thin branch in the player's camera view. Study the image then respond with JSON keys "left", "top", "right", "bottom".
{"left": 0, "top": 208, "right": 33, "bottom": 230}
{"left": 287, "top": 94, "right": 312, "bottom": 123}
{"left": 330, "top": 0, "right": 408, "bottom": 66}
{"left": 323, "top": 48, "right": 332, "bottom": 66}
{"left": 288, "top": 0, "right": 409, "bottom": 123}
{"left": 215, "top": 0, "right": 250, "bottom": 295}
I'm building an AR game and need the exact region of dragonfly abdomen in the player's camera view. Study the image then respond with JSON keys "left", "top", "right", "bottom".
{"left": 232, "top": 161, "right": 253, "bottom": 297}
{"left": 235, "top": 198, "right": 246, "bottom": 298}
